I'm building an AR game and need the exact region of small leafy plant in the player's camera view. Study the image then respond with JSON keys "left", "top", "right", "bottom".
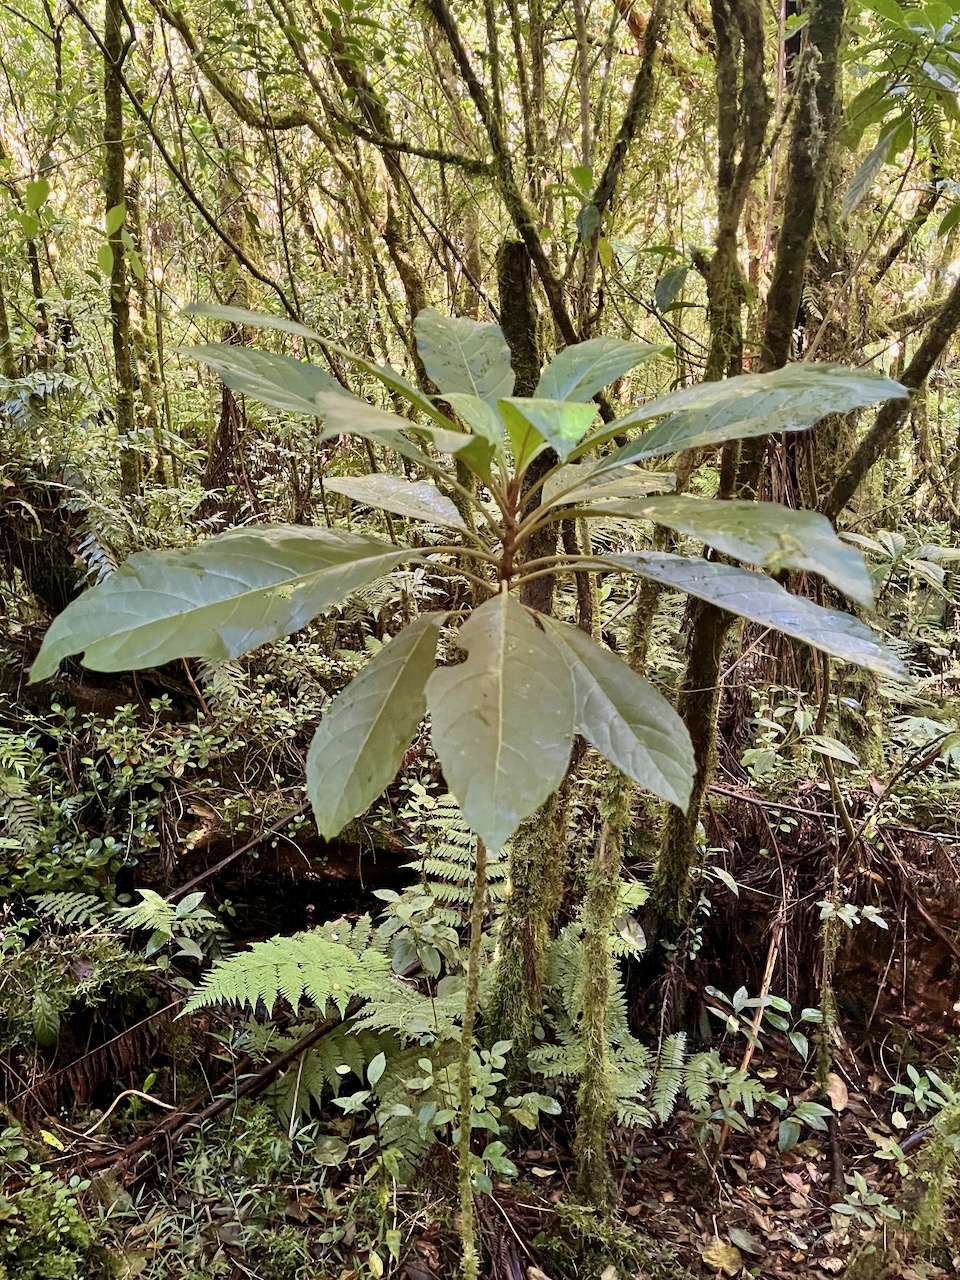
{"left": 30, "top": 304, "right": 907, "bottom": 853}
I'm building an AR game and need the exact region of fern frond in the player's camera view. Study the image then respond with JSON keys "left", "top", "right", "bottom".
{"left": 183, "top": 931, "right": 391, "bottom": 1017}
{"left": 314, "top": 914, "right": 383, "bottom": 957}
{"left": 0, "top": 776, "right": 40, "bottom": 849}
{"left": 350, "top": 983, "right": 463, "bottom": 1040}
{"left": 651, "top": 1032, "right": 687, "bottom": 1123}
{"left": 112, "top": 889, "right": 177, "bottom": 935}
{"left": 197, "top": 657, "right": 248, "bottom": 709}
{"left": 75, "top": 529, "right": 117, "bottom": 584}
{"left": 31, "top": 892, "right": 107, "bottom": 929}
{"left": 685, "top": 1050, "right": 722, "bottom": 1108}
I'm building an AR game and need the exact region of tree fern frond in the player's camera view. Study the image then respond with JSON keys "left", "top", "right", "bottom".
{"left": 350, "top": 983, "right": 463, "bottom": 1040}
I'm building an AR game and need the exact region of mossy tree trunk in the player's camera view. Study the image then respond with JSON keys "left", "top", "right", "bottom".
{"left": 104, "top": 0, "right": 139, "bottom": 499}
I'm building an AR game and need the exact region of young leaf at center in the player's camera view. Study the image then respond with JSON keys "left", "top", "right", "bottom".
{"left": 499, "top": 397, "right": 597, "bottom": 465}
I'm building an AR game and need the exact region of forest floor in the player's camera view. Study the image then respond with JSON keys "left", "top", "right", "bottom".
{"left": 8, "top": 764, "right": 960, "bottom": 1280}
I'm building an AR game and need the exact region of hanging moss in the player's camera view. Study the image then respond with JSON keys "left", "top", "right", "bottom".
{"left": 486, "top": 784, "right": 570, "bottom": 1058}
{"left": 574, "top": 767, "right": 632, "bottom": 1204}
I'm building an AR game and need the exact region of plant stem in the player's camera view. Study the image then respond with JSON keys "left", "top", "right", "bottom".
{"left": 458, "top": 836, "right": 488, "bottom": 1280}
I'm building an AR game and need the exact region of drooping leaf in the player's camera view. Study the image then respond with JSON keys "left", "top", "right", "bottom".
{"left": 32, "top": 992, "right": 60, "bottom": 1047}
{"left": 426, "top": 593, "right": 575, "bottom": 848}
{"left": 576, "top": 202, "right": 601, "bottom": 240}
{"left": 414, "top": 308, "right": 514, "bottom": 406}
{"left": 25, "top": 178, "right": 50, "bottom": 213}
{"left": 807, "top": 734, "right": 860, "bottom": 764}
{"left": 499, "top": 397, "right": 597, "bottom": 465}
{"left": 31, "top": 527, "right": 420, "bottom": 680}
{"left": 535, "top": 337, "right": 666, "bottom": 403}
{"left": 104, "top": 202, "right": 126, "bottom": 234}
{"left": 324, "top": 474, "right": 467, "bottom": 529}
{"left": 307, "top": 613, "right": 445, "bottom": 837}
{"left": 311, "top": 390, "right": 470, "bottom": 459}
{"left": 593, "top": 551, "right": 905, "bottom": 677}
{"left": 586, "top": 495, "right": 875, "bottom": 607}
{"left": 543, "top": 619, "right": 693, "bottom": 808}
{"left": 184, "top": 300, "right": 326, "bottom": 343}
{"left": 859, "top": 0, "right": 904, "bottom": 22}
{"left": 186, "top": 335, "right": 463, "bottom": 469}
{"left": 97, "top": 243, "right": 114, "bottom": 276}
{"left": 938, "top": 202, "right": 960, "bottom": 238}
{"left": 183, "top": 302, "right": 449, "bottom": 425}
{"left": 182, "top": 343, "right": 346, "bottom": 415}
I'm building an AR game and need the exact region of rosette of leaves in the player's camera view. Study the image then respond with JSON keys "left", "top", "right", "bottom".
{"left": 31, "top": 305, "right": 907, "bottom": 850}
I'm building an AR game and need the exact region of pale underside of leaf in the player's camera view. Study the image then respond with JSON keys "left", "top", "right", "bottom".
{"left": 540, "top": 463, "right": 675, "bottom": 509}
{"left": 31, "top": 526, "right": 418, "bottom": 680}
{"left": 543, "top": 618, "right": 694, "bottom": 809}
{"left": 183, "top": 301, "right": 448, "bottom": 424}
{"left": 586, "top": 495, "right": 875, "bottom": 607}
{"left": 324, "top": 474, "right": 467, "bottom": 529}
{"left": 307, "top": 613, "right": 446, "bottom": 838}
{"left": 571, "top": 364, "right": 908, "bottom": 468}
{"left": 311, "top": 390, "right": 468, "bottom": 458}
{"left": 589, "top": 551, "right": 906, "bottom": 678}
{"left": 425, "top": 593, "right": 575, "bottom": 849}
{"left": 181, "top": 343, "right": 346, "bottom": 416}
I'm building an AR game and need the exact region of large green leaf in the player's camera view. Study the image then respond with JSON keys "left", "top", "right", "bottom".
{"left": 543, "top": 619, "right": 693, "bottom": 809}
{"left": 570, "top": 364, "right": 908, "bottom": 467}
{"left": 310, "top": 391, "right": 469, "bottom": 460}
{"left": 541, "top": 463, "right": 674, "bottom": 508}
{"left": 592, "top": 551, "right": 904, "bottom": 677}
{"left": 184, "top": 301, "right": 328, "bottom": 344}
{"left": 426, "top": 593, "right": 575, "bottom": 848}
{"left": 324, "top": 473, "right": 467, "bottom": 530}
{"left": 585, "top": 496, "right": 875, "bottom": 607}
{"left": 184, "top": 302, "right": 448, "bottom": 425}
{"left": 307, "top": 613, "right": 445, "bottom": 838}
{"left": 499, "top": 397, "right": 598, "bottom": 465}
{"left": 183, "top": 344, "right": 465, "bottom": 467}
{"left": 414, "top": 308, "right": 515, "bottom": 406}
{"left": 31, "top": 527, "right": 419, "bottom": 680}
{"left": 181, "top": 343, "right": 346, "bottom": 416}
{"left": 535, "top": 337, "right": 667, "bottom": 402}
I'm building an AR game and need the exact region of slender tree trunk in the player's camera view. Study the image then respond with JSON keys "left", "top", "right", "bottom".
{"left": 104, "top": 0, "right": 139, "bottom": 497}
